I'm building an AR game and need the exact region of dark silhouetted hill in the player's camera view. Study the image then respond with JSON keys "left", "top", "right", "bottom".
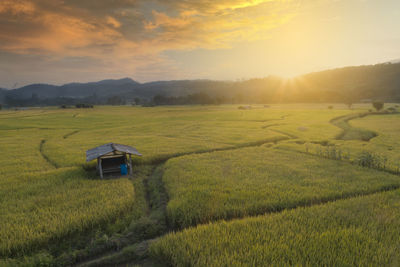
{"left": 2, "top": 63, "right": 400, "bottom": 106}
{"left": 0, "top": 88, "right": 6, "bottom": 103}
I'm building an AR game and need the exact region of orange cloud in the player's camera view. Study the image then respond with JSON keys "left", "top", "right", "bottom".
{"left": 0, "top": 0, "right": 35, "bottom": 15}
{"left": 0, "top": 0, "right": 297, "bottom": 54}
{"left": 144, "top": 10, "right": 193, "bottom": 31}
{"left": 0, "top": 0, "right": 299, "bottom": 83}
{"left": 106, "top": 16, "right": 122, "bottom": 28}
{"left": 142, "top": 0, "right": 297, "bottom": 51}
{"left": 0, "top": 1, "right": 124, "bottom": 55}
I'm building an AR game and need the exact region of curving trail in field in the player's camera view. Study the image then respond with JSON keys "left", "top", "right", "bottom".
{"left": 268, "top": 128, "right": 298, "bottom": 139}
{"left": 330, "top": 112, "right": 379, "bottom": 141}
{"left": 134, "top": 135, "right": 289, "bottom": 166}
{"left": 63, "top": 130, "right": 79, "bottom": 139}
{"left": 39, "top": 139, "right": 59, "bottom": 168}
{"left": 261, "top": 123, "right": 285, "bottom": 129}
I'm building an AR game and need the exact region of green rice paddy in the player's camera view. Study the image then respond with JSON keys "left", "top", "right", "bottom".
{"left": 0, "top": 104, "right": 399, "bottom": 266}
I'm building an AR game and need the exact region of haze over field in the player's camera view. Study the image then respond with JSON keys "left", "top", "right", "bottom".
{"left": 0, "top": 0, "right": 400, "bottom": 88}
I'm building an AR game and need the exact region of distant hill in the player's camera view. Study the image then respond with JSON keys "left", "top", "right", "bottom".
{"left": 2, "top": 62, "right": 400, "bottom": 105}
{"left": 387, "top": 59, "right": 400, "bottom": 64}
{"left": 297, "top": 63, "right": 400, "bottom": 101}
{"left": 0, "top": 88, "right": 6, "bottom": 103}
{"left": 6, "top": 78, "right": 139, "bottom": 99}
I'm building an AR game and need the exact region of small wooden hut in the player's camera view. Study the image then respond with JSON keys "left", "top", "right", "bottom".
{"left": 86, "top": 143, "right": 142, "bottom": 178}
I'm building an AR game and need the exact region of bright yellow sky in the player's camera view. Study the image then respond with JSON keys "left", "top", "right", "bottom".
{"left": 0, "top": 0, "right": 399, "bottom": 87}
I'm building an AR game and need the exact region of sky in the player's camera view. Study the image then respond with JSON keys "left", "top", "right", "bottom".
{"left": 0, "top": 0, "right": 399, "bottom": 88}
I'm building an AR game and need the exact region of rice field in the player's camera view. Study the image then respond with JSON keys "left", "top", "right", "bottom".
{"left": 0, "top": 105, "right": 349, "bottom": 168}
{"left": 151, "top": 189, "right": 400, "bottom": 266}
{"left": 163, "top": 147, "right": 400, "bottom": 228}
{"left": 1, "top": 104, "right": 399, "bottom": 265}
{"left": 0, "top": 168, "right": 135, "bottom": 257}
{"left": 0, "top": 105, "right": 307, "bottom": 258}
{"left": 277, "top": 112, "right": 400, "bottom": 173}
{"left": 346, "top": 113, "right": 400, "bottom": 167}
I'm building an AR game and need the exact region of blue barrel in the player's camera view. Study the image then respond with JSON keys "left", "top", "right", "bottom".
{"left": 120, "top": 164, "right": 128, "bottom": 175}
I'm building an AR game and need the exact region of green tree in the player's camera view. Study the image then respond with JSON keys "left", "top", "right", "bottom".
{"left": 344, "top": 100, "right": 353, "bottom": 109}
{"left": 372, "top": 101, "right": 384, "bottom": 111}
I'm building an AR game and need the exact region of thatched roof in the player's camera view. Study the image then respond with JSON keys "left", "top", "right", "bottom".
{"left": 86, "top": 143, "right": 142, "bottom": 162}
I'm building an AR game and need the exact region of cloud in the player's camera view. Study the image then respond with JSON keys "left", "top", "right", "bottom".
{"left": 0, "top": 0, "right": 35, "bottom": 15}
{"left": 106, "top": 16, "right": 122, "bottom": 28}
{"left": 142, "top": 0, "right": 298, "bottom": 52}
{"left": 0, "top": 0, "right": 299, "bottom": 85}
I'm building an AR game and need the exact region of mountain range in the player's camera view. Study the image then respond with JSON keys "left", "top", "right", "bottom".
{"left": 1, "top": 62, "right": 400, "bottom": 105}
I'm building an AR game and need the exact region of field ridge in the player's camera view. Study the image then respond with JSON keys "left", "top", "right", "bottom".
{"left": 142, "top": 135, "right": 289, "bottom": 165}
{"left": 330, "top": 112, "right": 381, "bottom": 141}
{"left": 63, "top": 130, "right": 80, "bottom": 139}
{"left": 39, "top": 139, "right": 59, "bottom": 168}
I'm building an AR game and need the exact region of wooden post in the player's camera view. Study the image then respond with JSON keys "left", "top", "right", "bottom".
{"left": 99, "top": 157, "right": 103, "bottom": 179}
{"left": 129, "top": 154, "right": 133, "bottom": 177}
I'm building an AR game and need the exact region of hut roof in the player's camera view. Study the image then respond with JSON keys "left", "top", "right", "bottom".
{"left": 86, "top": 143, "right": 142, "bottom": 162}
